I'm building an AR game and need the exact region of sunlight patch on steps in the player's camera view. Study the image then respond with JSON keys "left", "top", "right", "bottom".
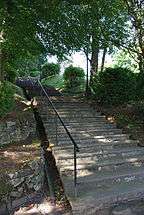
{"left": 126, "top": 158, "right": 139, "bottom": 162}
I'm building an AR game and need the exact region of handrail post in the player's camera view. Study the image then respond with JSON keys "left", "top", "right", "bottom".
{"left": 74, "top": 145, "right": 78, "bottom": 197}
{"left": 55, "top": 113, "right": 58, "bottom": 145}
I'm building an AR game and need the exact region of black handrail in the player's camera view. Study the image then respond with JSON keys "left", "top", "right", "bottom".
{"left": 21, "top": 77, "right": 79, "bottom": 197}
{"left": 38, "top": 80, "right": 79, "bottom": 152}
{"left": 38, "top": 80, "right": 79, "bottom": 197}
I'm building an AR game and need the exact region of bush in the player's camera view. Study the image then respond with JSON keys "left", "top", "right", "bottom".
{"left": 92, "top": 67, "right": 136, "bottom": 106}
{"left": 41, "top": 75, "right": 64, "bottom": 89}
{"left": 0, "top": 81, "right": 15, "bottom": 117}
{"left": 29, "top": 70, "right": 40, "bottom": 77}
{"left": 135, "top": 73, "right": 144, "bottom": 100}
{"left": 63, "top": 65, "right": 85, "bottom": 90}
{"left": 41, "top": 63, "right": 60, "bottom": 79}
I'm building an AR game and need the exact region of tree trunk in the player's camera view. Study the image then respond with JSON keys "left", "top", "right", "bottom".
{"left": 0, "top": 48, "right": 5, "bottom": 82}
{"left": 90, "top": 36, "right": 99, "bottom": 80}
{"left": 101, "top": 47, "right": 107, "bottom": 73}
{"left": 22, "top": 88, "right": 72, "bottom": 212}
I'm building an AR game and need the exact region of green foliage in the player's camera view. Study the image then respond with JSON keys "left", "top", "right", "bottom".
{"left": 41, "top": 75, "right": 64, "bottom": 89}
{"left": 16, "top": 55, "right": 44, "bottom": 77}
{"left": 5, "top": 63, "right": 17, "bottom": 82}
{"left": 135, "top": 73, "right": 144, "bottom": 100}
{"left": 92, "top": 67, "right": 136, "bottom": 105}
{"left": 113, "top": 49, "right": 139, "bottom": 72}
{"left": 63, "top": 65, "right": 85, "bottom": 90}
{"left": 41, "top": 63, "right": 60, "bottom": 79}
{"left": 0, "top": 81, "right": 15, "bottom": 117}
{"left": 29, "top": 70, "right": 40, "bottom": 77}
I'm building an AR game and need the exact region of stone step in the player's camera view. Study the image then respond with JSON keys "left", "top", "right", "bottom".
{"left": 53, "top": 140, "right": 139, "bottom": 151}
{"left": 46, "top": 127, "right": 122, "bottom": 134}
{"left": 55, "top": 151, "right": 144, "bottom": 174}
{"left": 64, "top": 172, "right": 144, "bottom": 211}
{"left": 54, "top": 147, "right": 144, "bottom": 160}
{"left": 71, "top": 184, "right": 144, "bottom": 214}
{"left": 39, "top": 100, "right": 88, "bottom": 105}
{"left": 39, "top": 102, "right": 90, "bottom": 108}
{"left": 48, "top": 136, "right": 132, "bottom": 147}
{"left": 56, "top": 150, "right": 144, "bottom": 169}
{"left": 61, "top": 161, "right": 144, "bottom": 179}
{"left": 43, "top": 120, "right": 116, "bottom": 127}
{"left": 41, "top": 114, "right": 106, "bottom": 124}
{"left": 57, "top": 156, "right": 144, "bottom": 177}
{"left": 39, "top": 106, "right": 98, "bottom": 113}
{"left": 48, "top": 133, "right": 129, "bottom": 141}
{"left": 63, "top": 166, "right": 144, "bottom": 192}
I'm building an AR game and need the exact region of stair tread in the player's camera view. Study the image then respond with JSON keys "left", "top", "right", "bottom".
{"left": 58, "top": 153, "right": 144, "bottom": 168}
{"left": 54, "top": 147, "right": 144, "bottom": 160}
{"left": 39, "top": 96, "right": 142, "bottom": 212}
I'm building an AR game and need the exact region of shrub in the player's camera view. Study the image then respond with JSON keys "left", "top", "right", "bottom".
{"left": 63, "top": 65, "right": 85, "bottom": 90}
{"left": 92, "top": 67, "right": 136, "bottom": 106}
{"left": 135, "top": 73, "right": 144, "bottom": 100}
{"left": 41, "top": 75, "right": 64, "bottom": 89}
{"left": 41, "top": 63, "right": 60, "bottom": 79}
{"left": 0, "top": 81, "right": 15, "bottom": 117}
{"left": 29, "top": 70, "right": 40, "bottom": 77}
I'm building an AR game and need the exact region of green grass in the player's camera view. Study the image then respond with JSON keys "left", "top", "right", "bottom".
{"left": 41, "top": 75, "right": 86, "bottom": 95}
{"left": 41, "top": 75, "right": 64, "bottom": 89}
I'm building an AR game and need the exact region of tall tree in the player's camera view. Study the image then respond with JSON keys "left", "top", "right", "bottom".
{"left": 123, "top": 0, "right": 144, "bottom": 75}
{"left": 41, "top": 1, "right": 129, "bottom": 84}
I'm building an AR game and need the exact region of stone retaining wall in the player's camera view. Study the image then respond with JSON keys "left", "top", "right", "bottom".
{"left": 0, "top": 118, "right": 36, "bottom": 146}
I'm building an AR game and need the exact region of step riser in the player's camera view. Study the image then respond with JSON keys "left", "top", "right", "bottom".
{"left": 46, "top": 129, "right": 122, "bottom": 135}
{"left": 47, "top": 135, "right": 129, "bottom": 142}
{"left": 49, "top": 137, "right": 135, "bottom": 145}
{"left": 59, "top": 160, "right": 144, "bottom": 177}
{"left": 40, "top": 108, "right": 98, "bottom": 112}
{"left": 43, "top": 121, "right": 116, "bottom": 127}
{"left": 64, "top": 174, "right": 144, "bottom": 199}
{"left": 56, "top": 154, "right": 144, "bottom": 168}
{"left": 53, "top": 144, "right": 139, "bottom": 153}
{"left": 47, "top": 131, "right": 122, "bottom": 136}
{"left": 42, "top": 117, "right": 105, "bottom": 122}
{"left": 54, "top": 149, "right": 144, "bottom": 161}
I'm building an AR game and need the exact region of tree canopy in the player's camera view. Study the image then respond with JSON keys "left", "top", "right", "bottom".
{"left": 0, "top": 0, "right": 143, "bottom": 82}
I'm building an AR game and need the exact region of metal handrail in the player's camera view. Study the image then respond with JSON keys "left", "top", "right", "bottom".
{"left": 38, "top": 80, "right": 79, "bottom": 152}
{"left": 37, "top": 80, "right": 79, "bottom": 197}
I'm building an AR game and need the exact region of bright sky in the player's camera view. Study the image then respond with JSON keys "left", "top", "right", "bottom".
{"left": 48, "top": 51, "right": 113, "bottom": 74}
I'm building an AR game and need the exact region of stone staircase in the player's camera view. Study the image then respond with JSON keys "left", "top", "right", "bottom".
{"left": 38, "top": 96, "right": 144, "bottom": 214}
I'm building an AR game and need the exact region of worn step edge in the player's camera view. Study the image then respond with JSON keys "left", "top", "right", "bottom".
{"left": 54, "top": 148, "right": 144, "bottom": 160}
{"left": 57, "top": 155, "right": 144, "bottom": 170}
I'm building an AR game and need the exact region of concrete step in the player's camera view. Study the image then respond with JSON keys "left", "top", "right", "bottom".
{"left": 39, "top": 106, "right": 98, "bottom": 113}
{"left": 64, "top": 172, "right": 144, "bottom": 210}
{"left": 54, "top": 147, "right": 144, "bottom": 160}
{"left": 64, "top": 166, "right": 144, "bottom": 193}
{"left": 56, "top": 150, "right": 144, "bottom": 170}
{"left": 48, "top": 133, "right": 129, "bottom": 141}
{"left": 59, "top": 153, "right": 144, "bottom": 182}
{"left": 58, "top": 155, "right": 144, "bottom": 178}
{"left": 39, "top": 100, "right": 88, "bottom": 105}
{"left": 44, "top": 121, "right": 117, "bottom": 130}
{"left": 71, "top": 184, "right": 144, "bottom": 214}
{"left": 53, "top": 140, "right": 139, "bottom": 151}
{"left": 49, "top": 137, "right": 139, "bottom": 149}
{"left": 46, "top": 127, "right": 122, "bottom": 135}
{"left": 39, "top": 102, "right": 90, "bottom": 108}
{"left": 46, "top": 128, "right": 123, "bottom": 137}
{"left": 41, "top": 114, "right": 108, "bottom": 123}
